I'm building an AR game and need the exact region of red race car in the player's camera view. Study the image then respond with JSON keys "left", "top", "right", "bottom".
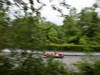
{"left": 44, "top": 52, "right": 64, "bottom": 58}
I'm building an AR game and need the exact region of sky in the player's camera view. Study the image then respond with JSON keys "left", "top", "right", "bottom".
{"left": 10, "top": 0, "right": 96, "bottom": 25}
{"left": 40, "top": 0, "right": 96, "bottom": 25}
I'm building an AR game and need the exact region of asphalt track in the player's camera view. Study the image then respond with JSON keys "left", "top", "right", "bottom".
{"left": 2, "top": 50, "right": 100, "bottom": 65}
{"left": 46, "top": 51, "right": 100, "bottom": 64}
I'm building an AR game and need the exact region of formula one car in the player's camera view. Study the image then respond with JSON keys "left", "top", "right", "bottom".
{"left": 44, "top": 52, "right": 64, "bottom": 58}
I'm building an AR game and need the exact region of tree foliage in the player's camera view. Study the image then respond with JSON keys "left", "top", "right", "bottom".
{"left": 0, "top": 0, "right": 100, "bottom": 51}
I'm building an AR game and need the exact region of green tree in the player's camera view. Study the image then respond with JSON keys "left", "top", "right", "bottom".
{"left": 79, "top": 7, "right": 100, "bottom": 44}
{"left": 62, "top": 15, "right": 81, "bottom": 44}
{"left": 7, "top": 16, "right": 49, "bottom": 50}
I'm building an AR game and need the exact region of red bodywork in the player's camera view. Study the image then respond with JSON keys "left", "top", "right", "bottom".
{"left": 44, "top": 52, "right": 64, "bottom": 58}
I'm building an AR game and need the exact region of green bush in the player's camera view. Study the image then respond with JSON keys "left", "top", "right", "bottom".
{"left": 0, "top": 55, "right": 14, "bottom": 75}
{"left": 48, "top": 43, "right": 100, "bottom": 51}
{"left": 1, "top": 51, "right": 100, "bottom": 75}
{"left": 76, "top": 59, "right": 100, "bottom": 75}
{"left": 0, "top": 51, "right": 69, "bottom": 75}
